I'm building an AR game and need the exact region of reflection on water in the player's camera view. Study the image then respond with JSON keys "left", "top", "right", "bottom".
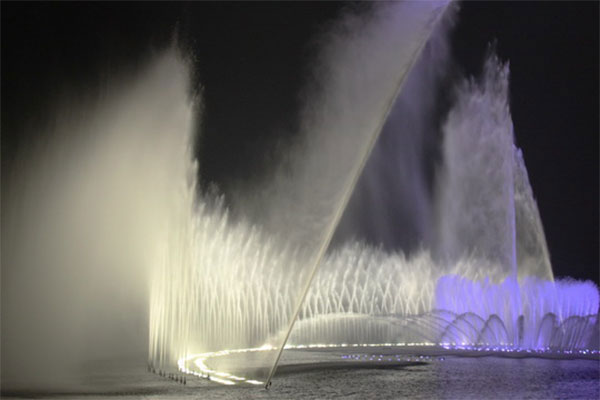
{"left": 268, "top": 357, "right": 600, "bottom": 400}
{"left": 2, "top": 355, "right": 597, "bottom": 399}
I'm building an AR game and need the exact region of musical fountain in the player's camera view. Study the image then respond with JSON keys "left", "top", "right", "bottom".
{"left": 148, "top": 0, "right": 598, "bottom": 388}
{"left": 1, "top": 0, "right": 597, "bottom": 396}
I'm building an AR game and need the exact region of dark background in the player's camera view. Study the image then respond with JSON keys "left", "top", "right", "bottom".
{"left": 2, "top": 1, "right": 598, "bottom": 284}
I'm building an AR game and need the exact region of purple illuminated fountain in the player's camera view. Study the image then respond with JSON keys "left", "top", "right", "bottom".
{"left": 288, "top": 51, "right": 598, "bottom": 358}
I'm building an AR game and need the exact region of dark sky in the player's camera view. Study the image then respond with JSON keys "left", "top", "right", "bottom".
{"left": 2, "top": 1, "right": 598, "bottom": 284}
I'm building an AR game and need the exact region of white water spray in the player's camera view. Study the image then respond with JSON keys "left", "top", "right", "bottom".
{"left": 2, "top": 50, "right": 197, "bottom": 389}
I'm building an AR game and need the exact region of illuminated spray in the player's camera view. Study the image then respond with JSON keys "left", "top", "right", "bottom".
{"left": 2, "top": 0, "right": 597, "bottom": 391}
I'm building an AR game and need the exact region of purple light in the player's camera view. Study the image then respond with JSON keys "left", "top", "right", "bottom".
{"left": 434, "top": 275, "right": 598, "bottom": 351}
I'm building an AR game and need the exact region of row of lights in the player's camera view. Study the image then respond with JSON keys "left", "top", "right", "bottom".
{"left": 440, "top": 343, "right": 599, "bottom": 356}
{"left": 177, "top": 342, "right": 599, "bottom": 386}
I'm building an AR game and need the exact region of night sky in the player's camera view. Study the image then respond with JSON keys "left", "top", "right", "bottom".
{"left": 2, "top": 2, "right": 598, "bottom": 284}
